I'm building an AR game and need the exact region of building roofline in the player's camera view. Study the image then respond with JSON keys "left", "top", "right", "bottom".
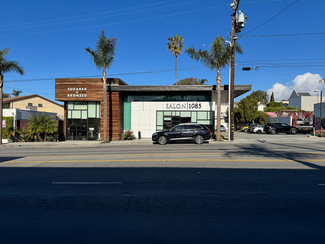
{"left": 107, "top": 85, "right": 252, "bottom": 99}
{"left": 3, "top": 94, "right": 64, "bottom": 108}
{"left": 108, "top": 84, "right": 251, "bottom": 92}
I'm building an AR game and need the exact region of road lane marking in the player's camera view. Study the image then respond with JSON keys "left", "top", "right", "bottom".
{"left": 52, "top": 182, "right": 123, "bottom": 185}
{"left": 4, "top": 159, "right": 325, "bottom": 164}
{"left": 15, "top": 151, "right": 324, "bottom": 159}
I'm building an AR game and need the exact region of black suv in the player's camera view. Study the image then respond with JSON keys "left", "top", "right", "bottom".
{"left": 264, "top": 123, "right": 298, "bottom": 134}
{"left": 152, "top": 123, "right": 211, "bottom": 145}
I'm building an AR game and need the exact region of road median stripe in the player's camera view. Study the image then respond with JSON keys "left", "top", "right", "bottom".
{"left": 4, "top": 159, "right": 325, "bottom": 163}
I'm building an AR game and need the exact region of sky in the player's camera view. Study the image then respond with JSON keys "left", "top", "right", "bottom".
{"left": 1, "top": 0, "right": 325, "bottom": 105}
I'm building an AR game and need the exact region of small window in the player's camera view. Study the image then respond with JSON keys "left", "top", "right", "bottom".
{"left": 38, "top": 104, "right": 43, "bottom": 108}
{"left": 28, "top": 103, "right": 33, "bottom": 106}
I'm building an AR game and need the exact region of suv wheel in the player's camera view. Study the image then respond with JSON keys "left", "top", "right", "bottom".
{"left": 194, "top": 135, "right": 204, "bottom": 144}
{"left": 291, "top": 129, "right": 297, "bottom": 134}
{"left": 256, "top": 130, "right": 262, "bottom": 134}
{"left": 158, "top": 136, "right": 167, "bottom": 145}
{"left": 270, "top": 129, "right": 276, "bottom": 135}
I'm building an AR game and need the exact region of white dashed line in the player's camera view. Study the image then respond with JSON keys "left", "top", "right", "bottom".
{"left": 52, "top": 182, "right": 123, "bottom": 185}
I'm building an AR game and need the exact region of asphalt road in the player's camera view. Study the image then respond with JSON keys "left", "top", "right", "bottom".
{"left": 0, "top": 135, "right": 325, "bottom": 244}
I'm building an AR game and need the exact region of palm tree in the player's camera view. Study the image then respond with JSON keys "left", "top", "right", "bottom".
{"left": 12, "top": 90, "right": 22, "bottom": 97}
{"left": 0, "top": 48, "right": 24, "bottom": 145}
{"left": 86, "top": 31, "right": 117, "bottom": 142}
{"left": 28, "top": 113, "right": 58, "bottom": 142}
{"left": 186, "top": 36, "right": 242, "bottom": 141}
{"left": 167, "top": 34, "right": 184, "bottom": 85}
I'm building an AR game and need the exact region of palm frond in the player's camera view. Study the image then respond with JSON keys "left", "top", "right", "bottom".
{"left": 86, "top": 31, "right": 117, "bottom": 70}
{"left": 167, "top": 34, "right": 184, "bottom": 58}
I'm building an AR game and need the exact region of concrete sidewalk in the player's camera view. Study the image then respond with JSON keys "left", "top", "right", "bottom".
{"left": 0, "top": 134, "right": 321, "bottom": 148}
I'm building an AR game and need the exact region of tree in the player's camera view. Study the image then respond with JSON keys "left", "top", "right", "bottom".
{"left": 0, "top": 48, "right": 24, "bottom": 145}
{"left": 321, "top": 117, "right": 325, "bottom": 129}
{"left": 167, "top": 34, "right": 184, "bottom": 85}
{"left": 176, "top": 77, "right": 208, "bottom": 85}
{"left": 247, "top": 90, "right": 268, "bottom": 105}
{"left": 270, "top": 91, "right": 275, "bottom": 102}
{"left": 2, "top": 92, "right": 10, "bottom": 98}
{"left": 254, "top": 111, "right": 270, "bottom": 124}
{"left": 186, "top": 36, "right": 242, "bottom": 141}
{"left": 236, "top": 97, "right": 258, "bottom": 124}
{"left": 12, "top": 90, "right": 22, "bottom": 97}
{"left": 86, "top": 31, "right": 117, "bottom": 142}
{"left": 28, "top": 113, "right": 58, "bottom": 142}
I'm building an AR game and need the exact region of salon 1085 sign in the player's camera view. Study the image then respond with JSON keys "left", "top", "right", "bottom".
{"left": 164, "top": 102, "right": 215, "bottom": 111}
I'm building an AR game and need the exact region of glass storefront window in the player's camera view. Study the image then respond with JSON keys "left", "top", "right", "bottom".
{"left": 67, "top": 102, "right": 74, "bottom": 110}
{"left": 88, "top": 102, "right": 96, "bottom": 118}
{"left": 198, "top": 112, "right": 207, "bottom": 119}
{"left": 82, "top": 111, "right": 87, "bottom": 119}
{"left": 181, "top": 112, "right": 191, "bottom": 117}
{"left": 156, "top": 110, "right": 214, "bottom": 133}
{"left": 74, "top": 102, "right": 87, "bottom": 110}
{"left": 72, "top": 111, "right": 81, "bottom": 119}
{"left": 66, "top": 101, "right": 100, "bottom": 140}
{"left": 157, "top": 112, "right": 163, "bottom": 126}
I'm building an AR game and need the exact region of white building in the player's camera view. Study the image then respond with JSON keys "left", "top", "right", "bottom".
{"left": 289, "top": 90, "right": 324, "bottom": 111}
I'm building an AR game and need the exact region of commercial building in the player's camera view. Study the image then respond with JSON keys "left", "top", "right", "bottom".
{"left": 55, "top": 78, "right": 251, "bottom": 140}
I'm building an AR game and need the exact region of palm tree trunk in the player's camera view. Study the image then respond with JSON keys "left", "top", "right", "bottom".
{"left": 175, "top": 56, "right": 177, "bottom": 85}
{"left": 216, "top": 69, "right": 221, "bottom": 141}
{"left": 0, "top": 75, "right": 3, "bottom": 145}
{"left": 102, "top": 67, "right": 108, "bottom": 142}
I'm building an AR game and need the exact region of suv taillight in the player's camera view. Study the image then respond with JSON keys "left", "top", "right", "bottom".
{"left": 207, "top": 130, "right": 211, "bottom": 133}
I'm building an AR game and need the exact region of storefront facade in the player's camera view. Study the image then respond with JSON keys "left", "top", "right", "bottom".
{"left": 55, "top": 78, "right": 251, "bottom": 140}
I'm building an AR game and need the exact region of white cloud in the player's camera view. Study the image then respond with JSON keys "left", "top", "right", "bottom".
{"left": 267, "top": 73, "right": 325, "bottom": 101}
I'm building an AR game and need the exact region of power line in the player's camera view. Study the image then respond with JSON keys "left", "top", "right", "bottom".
{"left": 0, "top": 3, "right": 228, "bottom": 37}
{"left": 245, "top": 0, "right": 298, "bottom": 34}
{"left": 0, "top": 0, "right": 199, "bottom": 31}
{"left": 245, "top": 32, "right": 325, "bottom": 38}
{"left": 5, "top": 66, "right": 206, "bottom": 82}
{"left": 0, "top": 0, "right": 176, "bottom": 28}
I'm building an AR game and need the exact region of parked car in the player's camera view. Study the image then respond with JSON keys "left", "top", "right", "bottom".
{"left": 220, "top": 125, "right": 226, "bottom": 132}
{"left": 264, "top": 123, "right": 298, "bottom": 134}
{"left": 247, "top": 124, "right": 260, "bottom": 133}
{"left": 152, "top": 123, "right": 212, "bottom": 145}
{"left": 297, "top": 118, "right": 304, "bottom": 126}
{"left": 240, "top": 125, "right": 249, "bottom": 132}
{"left": 249, "top": 124, "right": 264, "bottom": 134}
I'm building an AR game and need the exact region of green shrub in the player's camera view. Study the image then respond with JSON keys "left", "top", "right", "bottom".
{"left": 2, "top": 116, "right": 13, "bottom": 139}
{"left": 321, "top": 117, "right": 325, "bottom": 129}
{"left": 298, "top": 127, "right": 313, "bottom": 134}
{"left": 121, "top": 130, "right": 136, "bottom": 140}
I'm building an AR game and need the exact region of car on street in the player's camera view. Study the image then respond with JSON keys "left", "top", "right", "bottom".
{"left": 152, "top": 123, "right": 212, "bottom": 145}
{"left": 220, "top": 125, "right": 226, "bottom": 132}
{"left": 240, "top": 125, "right": 249, "bottom": 132}
{"left": 264, "top": 123, "right": 298, "bottom": 134}
{"left": 249, "top": 124, "right": 264, "bottom": 134}
{"left": 297, "top": 118, "right": 304, "bottom": 126}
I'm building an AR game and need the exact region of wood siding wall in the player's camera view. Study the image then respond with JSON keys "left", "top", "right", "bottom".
{"left": 102, "top": 91, "right": 121, "bottom": 140}
{"left": 56, "top": 78, "right": 122, "bottom": 140}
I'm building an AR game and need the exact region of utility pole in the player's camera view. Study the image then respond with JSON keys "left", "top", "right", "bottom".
{"left": 230, "top": 0, "right": 240, "bottom": 140}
